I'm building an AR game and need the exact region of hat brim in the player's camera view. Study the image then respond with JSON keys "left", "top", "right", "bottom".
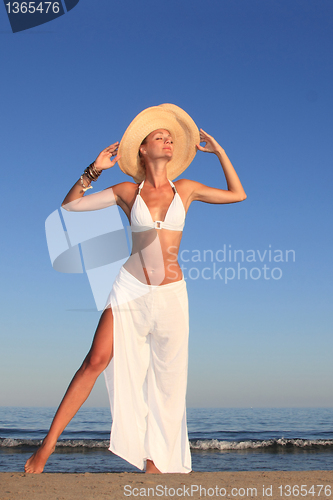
{"left": 118, "top": 103, "right": 200, "bottom": 182}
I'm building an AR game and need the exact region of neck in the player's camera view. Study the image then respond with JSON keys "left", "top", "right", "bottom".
{"left": 144, "top": 158, "right": 170, "bottom": 188}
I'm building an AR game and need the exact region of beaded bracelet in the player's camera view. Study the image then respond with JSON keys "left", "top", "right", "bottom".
{"left": 80, "top": 175, "right": 93, "bottom": 192}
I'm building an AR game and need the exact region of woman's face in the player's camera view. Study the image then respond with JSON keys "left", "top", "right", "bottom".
{"left": 140, "top": 129, "right": 174, "bottom": 162}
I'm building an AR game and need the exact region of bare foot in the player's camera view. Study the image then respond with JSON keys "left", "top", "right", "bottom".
{"left": 24, "top": 441, "right": 56, "bottom": 473}
{"left": 145, "top": 459, "right": 161, "bottom": 474}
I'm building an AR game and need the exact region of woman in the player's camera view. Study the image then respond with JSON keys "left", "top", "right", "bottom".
{"left": 25, "top": 104, "right": 246, "bottom": 474}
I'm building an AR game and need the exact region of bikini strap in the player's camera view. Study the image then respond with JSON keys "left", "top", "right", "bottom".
{"left": 168, "top": 179, "right": 177, "bottom": 194}
{"left": 139, "top": 179, "right": 176, "bottom": 194}
{"left": 137, "top": 180, "right": 145, "bottom": 195}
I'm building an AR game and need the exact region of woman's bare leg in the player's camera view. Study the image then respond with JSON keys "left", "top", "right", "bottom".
{"left": 24, "top": 306, "right": 114, "bottom": 473}
{"left": 146, "top": 460, "right": 161, "bottom": 474}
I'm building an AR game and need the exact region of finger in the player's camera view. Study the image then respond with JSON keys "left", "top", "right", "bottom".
{"left": 106, "top": 148, "right": 119, "bottom": 155}
{"left": 111, "top": 154, "right": 121, "bottom": 165}
{"left": 104, "top": 148, "right": 119, "bottom": 158}
{"left": 102, "top": 155, "right": 120, "bottom": 169}
{"left": 200, "top": 130, "right": 212, "bottom": 141}
{"left": 104, "top": 142, "right": 119, "bottom": 152}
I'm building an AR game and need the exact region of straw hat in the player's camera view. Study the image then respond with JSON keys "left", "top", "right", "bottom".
{"left": 118, "top": 103, "right": 200, "bottom": 182}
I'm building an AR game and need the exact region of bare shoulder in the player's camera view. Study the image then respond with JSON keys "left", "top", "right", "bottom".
{"left": 106, "top": 181, "right": 137, "bottom": 199}
{"left": 106, "top": 181, "right": 138, "bottom": 213}
{"left": 173, "top": 178, "right": 198, "bottom": 195}
{"left": 173, "top": 179, "right": 201, "bottom": 212}
{"left": 174, "top": 179, "right": 195, "bottom": 186}
{"left": 174, "top": 178, "right": 206, "bottom": 198}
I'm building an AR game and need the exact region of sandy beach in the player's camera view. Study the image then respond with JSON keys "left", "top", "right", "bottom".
{"left": 0, "top": 471, "right": 332, "bottom": 500}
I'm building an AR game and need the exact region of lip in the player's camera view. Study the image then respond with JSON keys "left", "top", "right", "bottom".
{"left": 163, "top": 147, "right": 172, "bottom": 151}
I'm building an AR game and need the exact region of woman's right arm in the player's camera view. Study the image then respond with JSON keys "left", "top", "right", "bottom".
{"left": 62, "top": 142, "right": 120, "bottom": 211}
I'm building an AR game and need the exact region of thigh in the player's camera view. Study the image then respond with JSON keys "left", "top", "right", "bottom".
{"left": 85, "top": 305, "right": 114, "bottom": 367}
{"left": 153, "top": 284, "right": 189, "bottom": 355}
{"left": 147, "top": 285, "right": 189, "bottom": 426}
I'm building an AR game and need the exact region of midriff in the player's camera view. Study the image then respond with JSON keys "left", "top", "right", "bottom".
{"left": 123, "top": 229, "right": 183, "bottom": 286}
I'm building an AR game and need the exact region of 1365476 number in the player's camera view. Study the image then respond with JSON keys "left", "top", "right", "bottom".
{"left": 278, "top": 485, "right": 331, "bottom": 497}
{"left": 5, "top": 2, "right": 60, "bottom": 14}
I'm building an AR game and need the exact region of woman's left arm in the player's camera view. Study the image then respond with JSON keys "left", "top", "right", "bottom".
{"left": 192, "top": 129, "right": 247, "bottom": 204}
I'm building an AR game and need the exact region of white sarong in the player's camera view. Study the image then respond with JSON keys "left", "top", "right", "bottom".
{"left": 103, "top": 266, "right": 191, "bottom": 473}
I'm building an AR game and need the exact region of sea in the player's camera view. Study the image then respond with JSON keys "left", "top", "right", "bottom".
{"left": 0, "top": 407, "right": 332, "bottom": 473}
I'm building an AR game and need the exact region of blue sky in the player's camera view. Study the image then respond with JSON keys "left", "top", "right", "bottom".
{"left": 1, "top": 0, "right": 332, "bottom": 408}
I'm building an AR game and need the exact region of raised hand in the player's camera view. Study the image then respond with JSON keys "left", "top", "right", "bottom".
{"left": 196, "top": 129, "right": 223, "bottom": 154}
{"left": 94, "top": 142, "right": 120, "bottom": 170}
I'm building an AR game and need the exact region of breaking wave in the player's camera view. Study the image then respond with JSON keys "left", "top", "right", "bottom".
{"left": 1, "top": 437, "right": 333, "bottom": 451}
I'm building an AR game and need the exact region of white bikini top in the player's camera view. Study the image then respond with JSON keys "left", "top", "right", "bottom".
{"left": 130, "top": 180, "right": 185, "bottom": 232}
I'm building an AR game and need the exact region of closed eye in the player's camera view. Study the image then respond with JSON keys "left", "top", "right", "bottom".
{"left": 155, "top": 135, "right": 173, "bottom": 143}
